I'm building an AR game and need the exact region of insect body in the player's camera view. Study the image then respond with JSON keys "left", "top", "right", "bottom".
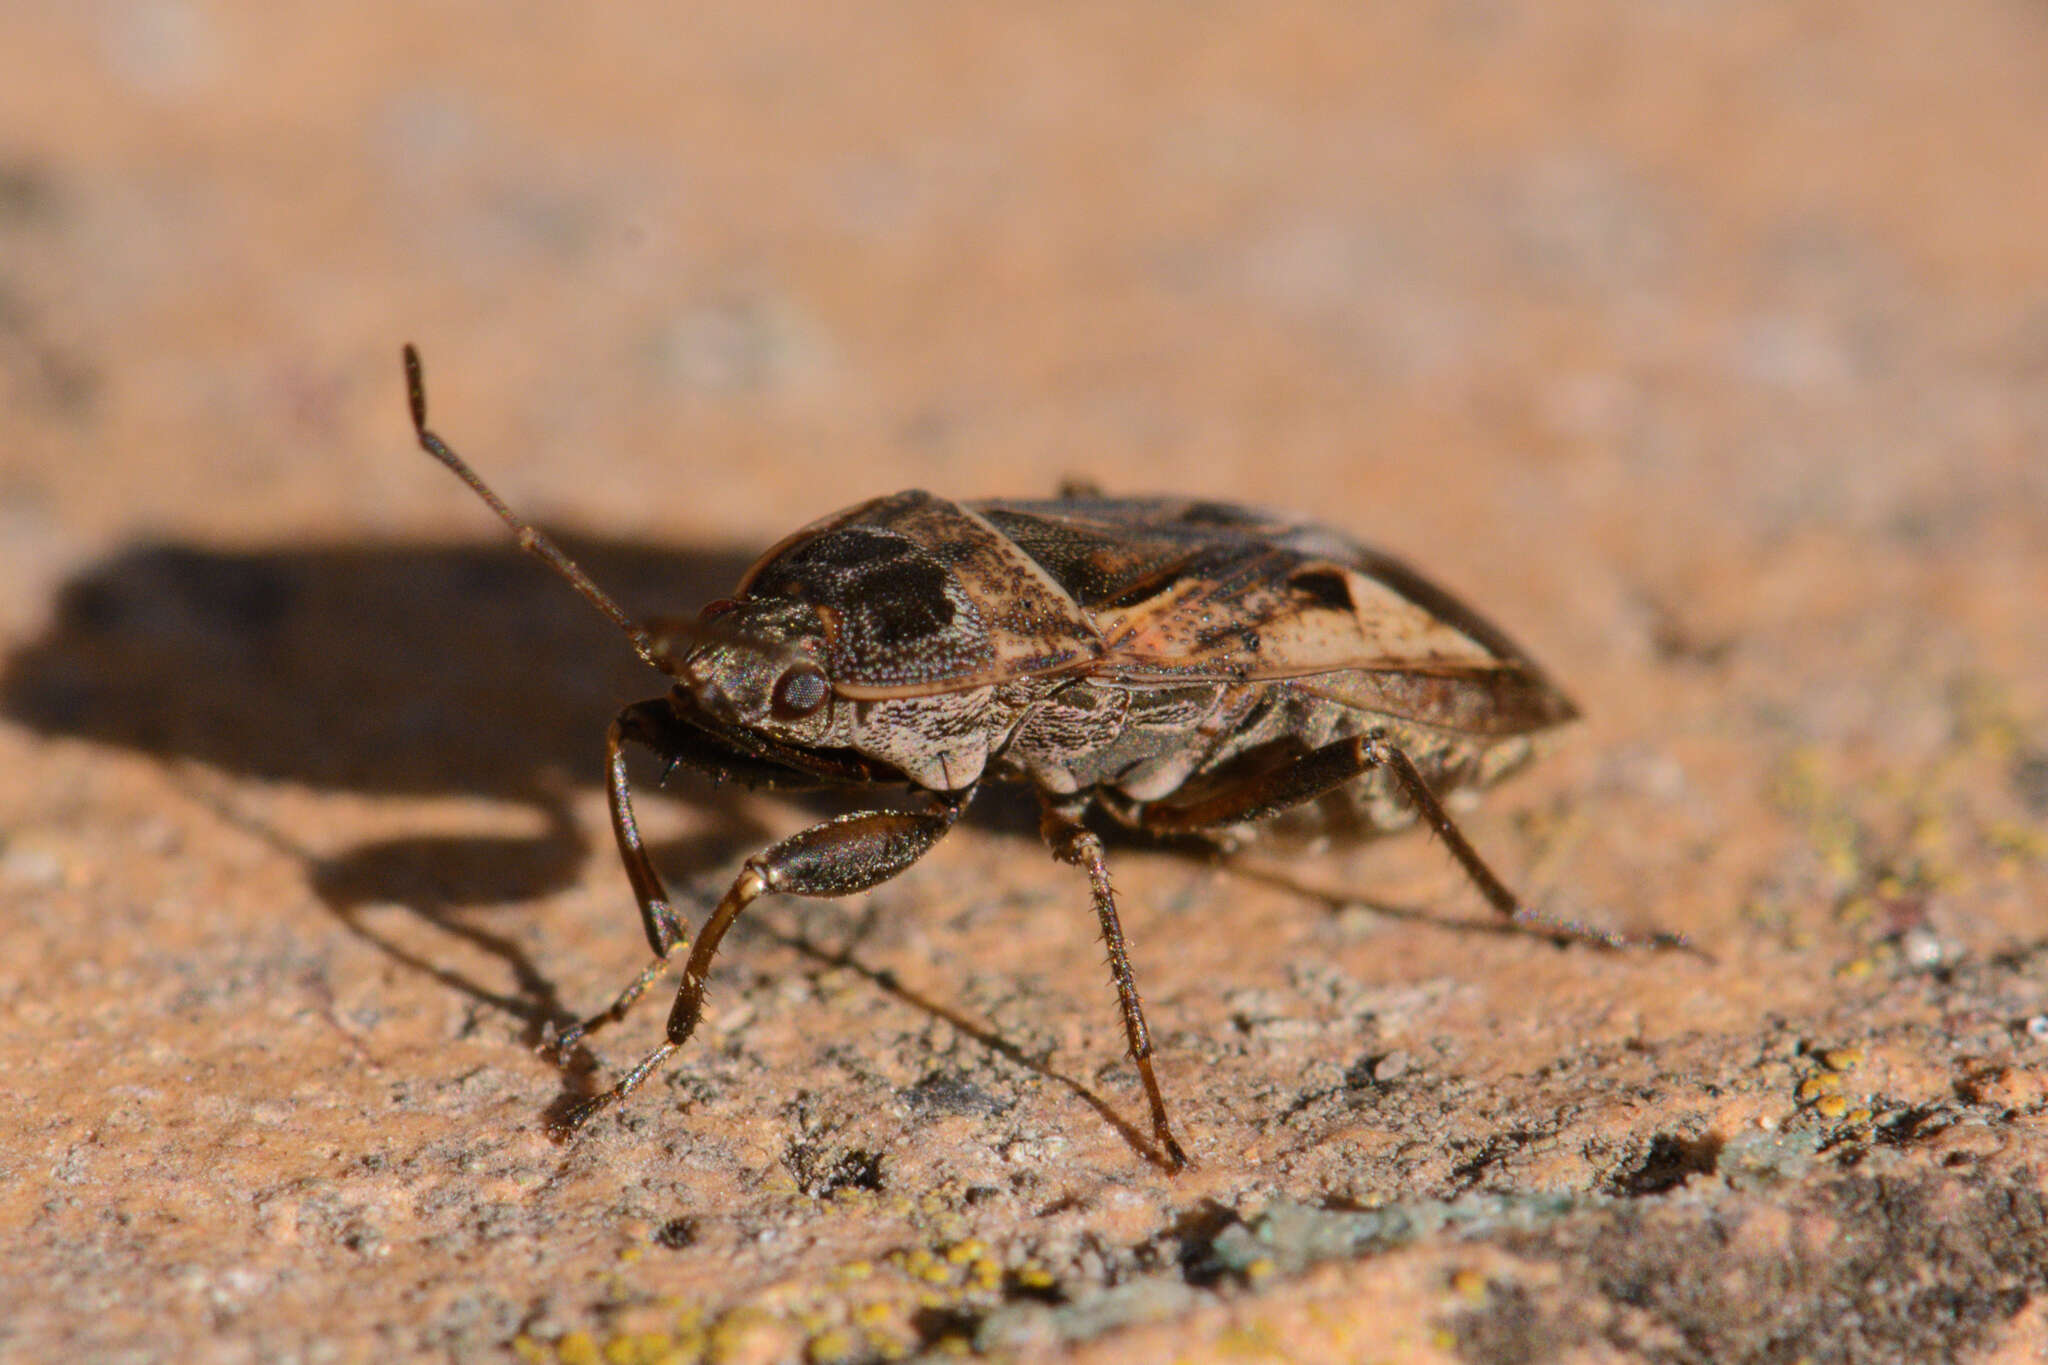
{"left": 403, "top": 346, "right": 1627, "bottom": 1172}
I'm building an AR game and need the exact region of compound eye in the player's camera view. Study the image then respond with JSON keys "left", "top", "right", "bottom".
{"left": 770, "top": 664, "right": 830, "bottom": 720}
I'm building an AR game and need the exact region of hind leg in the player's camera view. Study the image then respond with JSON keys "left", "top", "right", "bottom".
{"left": 1140, "top": 731, "right": 1678, "bottom": 951}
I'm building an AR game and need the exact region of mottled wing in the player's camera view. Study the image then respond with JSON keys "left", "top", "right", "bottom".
{"left": 975, "top": 497, "right": 1576, "bottom": 738}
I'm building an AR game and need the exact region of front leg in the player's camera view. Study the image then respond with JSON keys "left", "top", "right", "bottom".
{"left": 553, "top": 798, "right": 966, "bottom": 1137}
{"left": 554, "top": 699, "right": 891, "bottom": 1059}
{"left": 543, "top": 702, "right": 692, "bottom": 1061}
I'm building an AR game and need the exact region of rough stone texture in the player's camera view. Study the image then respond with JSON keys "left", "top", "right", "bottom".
{"left": 3, "top": 4, "right": 2046, "bottom": 1362}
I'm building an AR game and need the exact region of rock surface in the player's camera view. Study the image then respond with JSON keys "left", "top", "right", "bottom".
{"left": 3, "top": 4, "right": 2046, "bottom": 1362}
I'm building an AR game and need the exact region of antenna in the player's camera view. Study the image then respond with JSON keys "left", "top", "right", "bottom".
{"left": 402, "top": 344, "right": 816, "bottom": 692}
{"left": 404, "top": 344, "right": 665, "bottom": 669}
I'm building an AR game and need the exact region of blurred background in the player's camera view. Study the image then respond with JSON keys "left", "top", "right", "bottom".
{"left": 8, "top": 4, "right": 2041, "bottom": 571}
{"left": 4, "top": 3, "right": 2046, "bottom": 1361}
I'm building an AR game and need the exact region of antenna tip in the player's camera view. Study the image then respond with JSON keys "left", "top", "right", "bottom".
{"left": 402, "top": 344, "right": 427, "bottom": 432}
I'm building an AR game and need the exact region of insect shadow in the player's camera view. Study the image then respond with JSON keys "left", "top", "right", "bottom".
{"left": 0, "top": 536, "right": 775, "bottom": 1031}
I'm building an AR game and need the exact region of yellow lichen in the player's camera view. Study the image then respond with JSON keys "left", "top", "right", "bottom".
{"left": 1214, "top": 1322, "right": 1285, "bottom": 1357}
{"left": 1797, "top": 1075, "right": 1842, "bottom": 1102}
{"left": 1014, "top": 1265, "right": 1057, "bottom": 1291}
{"left": 804, "top": 1329, "right": 860, "bottom": 1364}
{"left": 1449, "top": 1268, "right": 1489, "bottom": 1302}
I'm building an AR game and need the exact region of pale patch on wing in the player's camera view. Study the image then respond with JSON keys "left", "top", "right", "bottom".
{"left": 1095, "top": 560, "right": 1507, "bottom": 679}
{"left": 1336, "top": 567, "right": 1508, "bottom": 669}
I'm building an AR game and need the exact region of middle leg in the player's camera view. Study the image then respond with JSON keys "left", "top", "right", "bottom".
{"left": 1039, "top": 795, "right": 1193, "bottom": 1172}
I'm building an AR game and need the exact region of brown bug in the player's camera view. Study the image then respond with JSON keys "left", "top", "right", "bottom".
{"left": 403, "top": 345, "right": 1657, "bottom": 1171}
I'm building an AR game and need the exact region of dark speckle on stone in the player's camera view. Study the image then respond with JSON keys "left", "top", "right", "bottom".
{"left": 898, "top": 1069, "right": 1011, "bottom": 1119}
